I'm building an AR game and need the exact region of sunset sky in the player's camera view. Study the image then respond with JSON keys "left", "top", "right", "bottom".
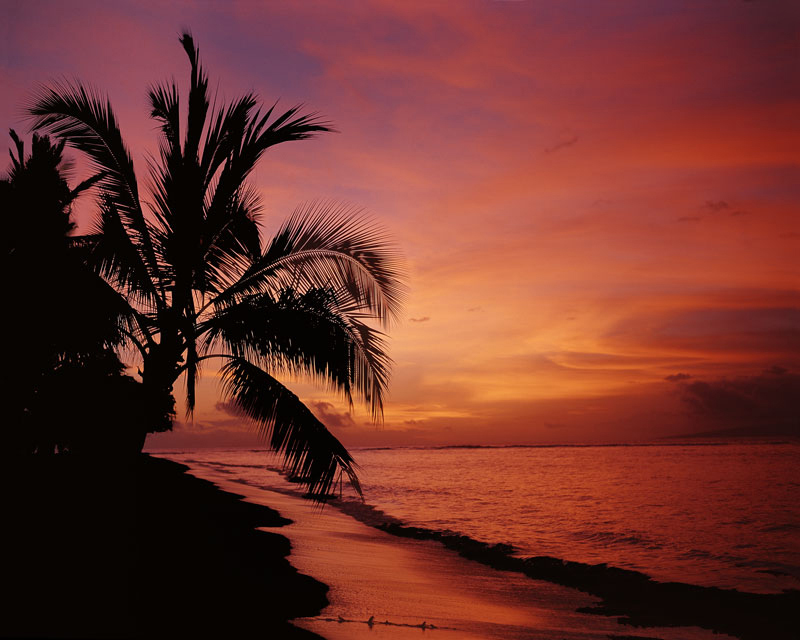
{"left": 3, "top": 0, "right": 798, "bottom": 447}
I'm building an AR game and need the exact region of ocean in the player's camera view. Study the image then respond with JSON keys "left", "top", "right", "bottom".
{"left": 161, "top": 440, "right": 800, "bottom": 596}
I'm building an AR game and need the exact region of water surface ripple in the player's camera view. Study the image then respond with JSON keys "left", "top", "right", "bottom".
{"left": 162, "top": 440, "right": 800, "bottom": 594}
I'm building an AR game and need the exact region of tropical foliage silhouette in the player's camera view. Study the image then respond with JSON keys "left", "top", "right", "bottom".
{"left": 26, "top": 33, "right": 404, "bottom": 494}
{"left": 2, "top": 130, "right": 170, "bottom": 454}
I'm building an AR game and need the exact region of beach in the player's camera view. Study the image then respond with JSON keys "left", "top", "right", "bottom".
{"left": 5, "top": 452, "right": 796, "bottom": 639}
{"left": 187, "top": 467, "right": 722, "bottom": 640}
{"left": 177, "top": 453, "right": 797, "bottom": 640}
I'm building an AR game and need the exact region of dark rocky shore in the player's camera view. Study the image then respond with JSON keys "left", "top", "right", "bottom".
{"left": 376, "top": 522, "right": 799, "bottom": 640}
{"left": 2, "top": 455, "right": 327, "bottom": 639}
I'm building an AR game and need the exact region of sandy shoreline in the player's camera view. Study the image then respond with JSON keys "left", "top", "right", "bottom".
{"left": 182, "top": 460, "right": 750, "bottom": 640}
{"left": 5, "top": 454, "right": 794, "bottom": 639}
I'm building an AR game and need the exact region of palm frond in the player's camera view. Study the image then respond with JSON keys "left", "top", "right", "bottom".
{"left": 199, "top": 93, "right": 257, "bottom": 190}
{"left": 8, "top": 128, "right": 25, "bottom": 173}
{"left": 83, "top": 196, "right": 163, "bottom": 309}
{"left": 67, "top": 171, "right": 106, "bottom": 205}
{"left": 148, "top": 80, "right": 181, "bottom": 161}
{"left": 145, "top": 152, "right": 204, "bottom": 306}
{"left": 146, "top": 79, "right": 183, "bottom": 239}
{"left": 210, "top": 201, "right": 406, "bottom": 325}
{"left": 198, "top": 105, "right": 332, "bottom": 260}
{"left": 203, "top": 287, "right": 391, "bottom": 419}
{"left": 221, "top": 357, "right": 361, "bottom": 499}
{"left": 180, "top": 32, "right": 209, "bottom": 163}
{"left": 26, "top": 80, "right": 163, "bottom": 297}
{"left": 200, "top": 184, "right": 262, "bottom": 294}
{"left": 195, "top": 102, "right": 332, "bottom": 297}
{"left": 251, "top": 102, "right": 335, "bottom": 150}
{"left": 345, "top": 317, "right": 392, "bottom": 420}
{"left": 67, "top": 236, "right": 155, "bottom": 352}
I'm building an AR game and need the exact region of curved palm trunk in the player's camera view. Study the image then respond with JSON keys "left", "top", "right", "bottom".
{"left": 135, "top": 341, "right": 183, "bottom": 453}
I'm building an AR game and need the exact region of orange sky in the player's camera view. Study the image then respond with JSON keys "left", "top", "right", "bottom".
{"left": 3, "top": 1, "right": 798, "bottom": 447}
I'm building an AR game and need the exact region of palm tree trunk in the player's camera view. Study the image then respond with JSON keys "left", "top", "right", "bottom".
{"left": 137, "top": 343, "right": 182, "bottom": 453}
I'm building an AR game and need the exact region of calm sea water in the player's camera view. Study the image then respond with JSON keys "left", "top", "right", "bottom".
{"left": 161, "top": 440, "right": 800, "bottom": 594}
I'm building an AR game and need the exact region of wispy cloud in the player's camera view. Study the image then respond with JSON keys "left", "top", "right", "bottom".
{"left": 704, "top": 200, "right": 730, "bottom": 212}
{"left": 544, "top": 136, "right": 578, "bottom": 154}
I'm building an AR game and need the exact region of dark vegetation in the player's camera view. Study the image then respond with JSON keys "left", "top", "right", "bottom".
{"left": 2, "top": 130, "right": 172, "bottom": 455}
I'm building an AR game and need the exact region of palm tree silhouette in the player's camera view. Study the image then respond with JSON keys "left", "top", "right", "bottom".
{"left": 26, "top": 33, "right": 404, "bottom": 495}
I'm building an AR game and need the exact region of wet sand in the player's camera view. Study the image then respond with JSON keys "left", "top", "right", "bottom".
{"left": 184, "top": 462, "right": 736, "bottom": 640}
